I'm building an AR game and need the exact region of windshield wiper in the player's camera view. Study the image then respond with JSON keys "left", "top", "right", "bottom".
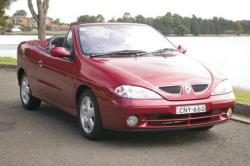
{"left": 89, "top": 48, "right": 177, "bottom": 58}
{"left": 135, "top": 48, "right": 177, "bottom": 57}
{"left": 151, "top": 48, "right": 177, "bottom": 54}
{"left": 90, "top": 50, "right": 149, "bottom": 58}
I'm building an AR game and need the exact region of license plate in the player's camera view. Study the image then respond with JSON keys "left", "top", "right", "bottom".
{"left": 176, "top": 105, "right": 206, "bottom": 114}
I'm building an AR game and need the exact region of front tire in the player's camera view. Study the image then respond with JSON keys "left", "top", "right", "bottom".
{"left": 77, "top": 89, "right": 103, "bottom": 140}
{"left": 20, "top": 74, "right": 41, "bottom": 110}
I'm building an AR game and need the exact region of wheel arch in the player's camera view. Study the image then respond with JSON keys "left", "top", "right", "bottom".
{"left": 75, "top": 84, "right": 93, "bottom": 107}
{"left": 17, "top": 68, "right": 25, "bottom": 86}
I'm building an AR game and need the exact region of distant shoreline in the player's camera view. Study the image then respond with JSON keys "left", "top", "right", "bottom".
{"left": 1, "top": 32, "right": 250, "bottom": 37}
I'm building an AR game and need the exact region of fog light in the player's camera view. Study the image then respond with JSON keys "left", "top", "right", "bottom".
{"left": 227, "top": 108, "right": 233, "bottom": 117}
{"left": 127, "top": 115, "right": 139, "bottom": 126}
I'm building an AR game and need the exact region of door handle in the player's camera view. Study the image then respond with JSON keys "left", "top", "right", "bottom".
{"left": 38, "top": 60, "right": 43, "bottom": 67}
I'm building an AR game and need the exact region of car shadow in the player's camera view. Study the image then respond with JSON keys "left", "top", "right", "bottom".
{"left": 101, "top": 129, "right": 217, "bottom": 148}
{"left": 22, "top": 103, "right": 220, "bottom": 147}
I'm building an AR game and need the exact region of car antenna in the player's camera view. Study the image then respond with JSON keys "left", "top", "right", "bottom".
{"left": 165, "top": 37, "right": 178, "bottom": 50}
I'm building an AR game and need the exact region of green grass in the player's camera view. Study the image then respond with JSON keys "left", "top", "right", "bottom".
{"left": 234, "top": 88, "right": 250, "bottom": 104}
{"left": 0, "top": 57, "right": 17, "bottom": 64}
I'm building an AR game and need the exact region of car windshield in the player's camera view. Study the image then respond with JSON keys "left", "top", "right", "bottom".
{"left": 78, "top": 24, "right": 176, "bottom": 56}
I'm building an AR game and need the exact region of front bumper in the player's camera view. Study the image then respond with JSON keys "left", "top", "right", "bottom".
{"left": 99, "top": 92, "right": 235, "bottom": 130}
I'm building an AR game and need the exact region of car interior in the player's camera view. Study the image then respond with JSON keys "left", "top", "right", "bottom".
{"left": 48, "top": 35, "right": 75, "bottom": 61}
{"left": 48, "top": 36, "right": 65, "bottom": 49}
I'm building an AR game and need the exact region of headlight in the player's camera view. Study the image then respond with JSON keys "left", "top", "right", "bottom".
{"left": 212, "top": 80, "right": 233, "bottom": 95}
{"left": 114, "top": 85, "right": 162, "bottom": 99}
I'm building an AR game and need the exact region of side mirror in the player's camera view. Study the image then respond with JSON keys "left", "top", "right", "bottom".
{"left": 177, "top": 45, "right": 187, "bottom": 54}
{"left": 50, "top": 47, "right": 70, "bottom": 58}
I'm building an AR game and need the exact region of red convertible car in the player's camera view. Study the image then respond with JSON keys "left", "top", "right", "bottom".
{"left": 17, "top": 23, "right": 235, "bottom": 140}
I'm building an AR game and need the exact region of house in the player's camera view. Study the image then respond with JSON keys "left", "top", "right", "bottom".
{"left": 10, "top": 16, "right": 34, "bottom": 27}
{"left": 49, "top": 23, "right": 69, "bottom": 31}
{"left": 8, "top": 16, "right": 54, "bottom": 28}
{"left": 6, "top": 16, "right": 69, "bottom": 32}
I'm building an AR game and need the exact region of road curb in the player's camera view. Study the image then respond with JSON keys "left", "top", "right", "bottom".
{"left": 0, "top": 64, "right": 17, "bottom": 69}
{"left": 234, "top": 102, "right": 250, "bottom": 117}
{"left": 232, "top": 114, "right": 250, "bottom": 124}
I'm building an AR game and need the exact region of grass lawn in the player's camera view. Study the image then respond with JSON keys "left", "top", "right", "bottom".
{"left": 0, "top": 57, "right": 17, "bottom": 64}
{"left": 234, "top": 88, "right": 250, "bottom": 104}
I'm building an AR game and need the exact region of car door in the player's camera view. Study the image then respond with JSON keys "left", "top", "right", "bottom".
{"left": 21, "top": 43, "right": 44, "bottom": 99}
{"left": 38, "top": 30, "right": 76, "bottom": 110}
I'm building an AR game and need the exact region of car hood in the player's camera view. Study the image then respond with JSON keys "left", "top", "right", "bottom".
{"left": 89, "top": 53, "right": 224, "bottom": 100}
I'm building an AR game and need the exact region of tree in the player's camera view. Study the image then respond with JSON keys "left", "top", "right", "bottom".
{"left": 117, "top": 12, "right": 135, "bottom": 23}
{"left": 77, "top": 14, "right": 105, "bottom": 23}
{"left": 0, "top": 0, "right": 16, "bottom": 12}
{"left": 28, "top": 0, "right": 50, "bottom": 40}
{"left": 108, "top": 17, "right": 116, "bottom": 22}
{"left": 13, "top": 10, "right": 27, "bottom": 17}
{"left": 241, "top": 20, "right": 250, "bottom": 34}
{"left": 76, "top": 12, "right": 250, "bottom": 36}
{"left": 191, "top": 15, "right": 200, "bottom": 36}
{"left": 77, "top": 15, "right": 95, "bottom": 23}
{"left": 53, "top": 18, "right": 60, "bottom": 24}
{"left": 152, "top": 12, "right": 174, "bottom": 34}
{"left": 96, "top": 14, "right": 104, "bottom": 22}
{"left": 0, "top": 0, "right": 16, "bottom": 27}
{"left": 235, "top": 21, "right": 243, "bottom": 35}
{"left": 176, "top": 24, "right": 189, "bottom": 35}
{"left": 135, "top": 14, "right": 145, "bottom": 23}
{"left": 173, "top": 14, "right": 189, "bottom": 35}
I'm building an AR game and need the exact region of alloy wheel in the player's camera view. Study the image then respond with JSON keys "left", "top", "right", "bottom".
{"left": 80, "top": 96, "right": 95, "bottom": 133}
{"left": 21, "top": 76, "right": 30, "bottom": 105}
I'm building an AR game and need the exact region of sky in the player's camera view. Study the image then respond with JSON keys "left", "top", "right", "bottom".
{"left": 5, "top": 0, "right": 250, "bottom": 23}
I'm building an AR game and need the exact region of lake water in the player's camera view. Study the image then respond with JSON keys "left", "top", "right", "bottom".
{"left": 0, "top": 35, "right": 250, "bottom": 89}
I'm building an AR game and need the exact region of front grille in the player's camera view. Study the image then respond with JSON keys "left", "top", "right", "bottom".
{"left": 143, "top": 109, "right": 226, "bottom": 127}
{"left": 191, "top": 84, "right": 208, "bottom": 92}
{"left": 159, "top": 85, "right": 181, "bottom": 94}
{"left": 159, "top": 84, "right": 208, "bottom": 94}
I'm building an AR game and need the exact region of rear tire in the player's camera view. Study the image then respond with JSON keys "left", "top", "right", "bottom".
{"left": 192, "top": 125, "right": 214, "bottom": 131}
{"left": 77, "top": 89, "right": 103, "bottom": 140}
{"left": 20, "top": 74, "right": 41, "bottom": 110}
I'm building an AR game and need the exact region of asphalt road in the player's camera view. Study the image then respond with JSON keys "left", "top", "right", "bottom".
{"left": 0, "top": 69, "right": 250, "bottom": 166}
